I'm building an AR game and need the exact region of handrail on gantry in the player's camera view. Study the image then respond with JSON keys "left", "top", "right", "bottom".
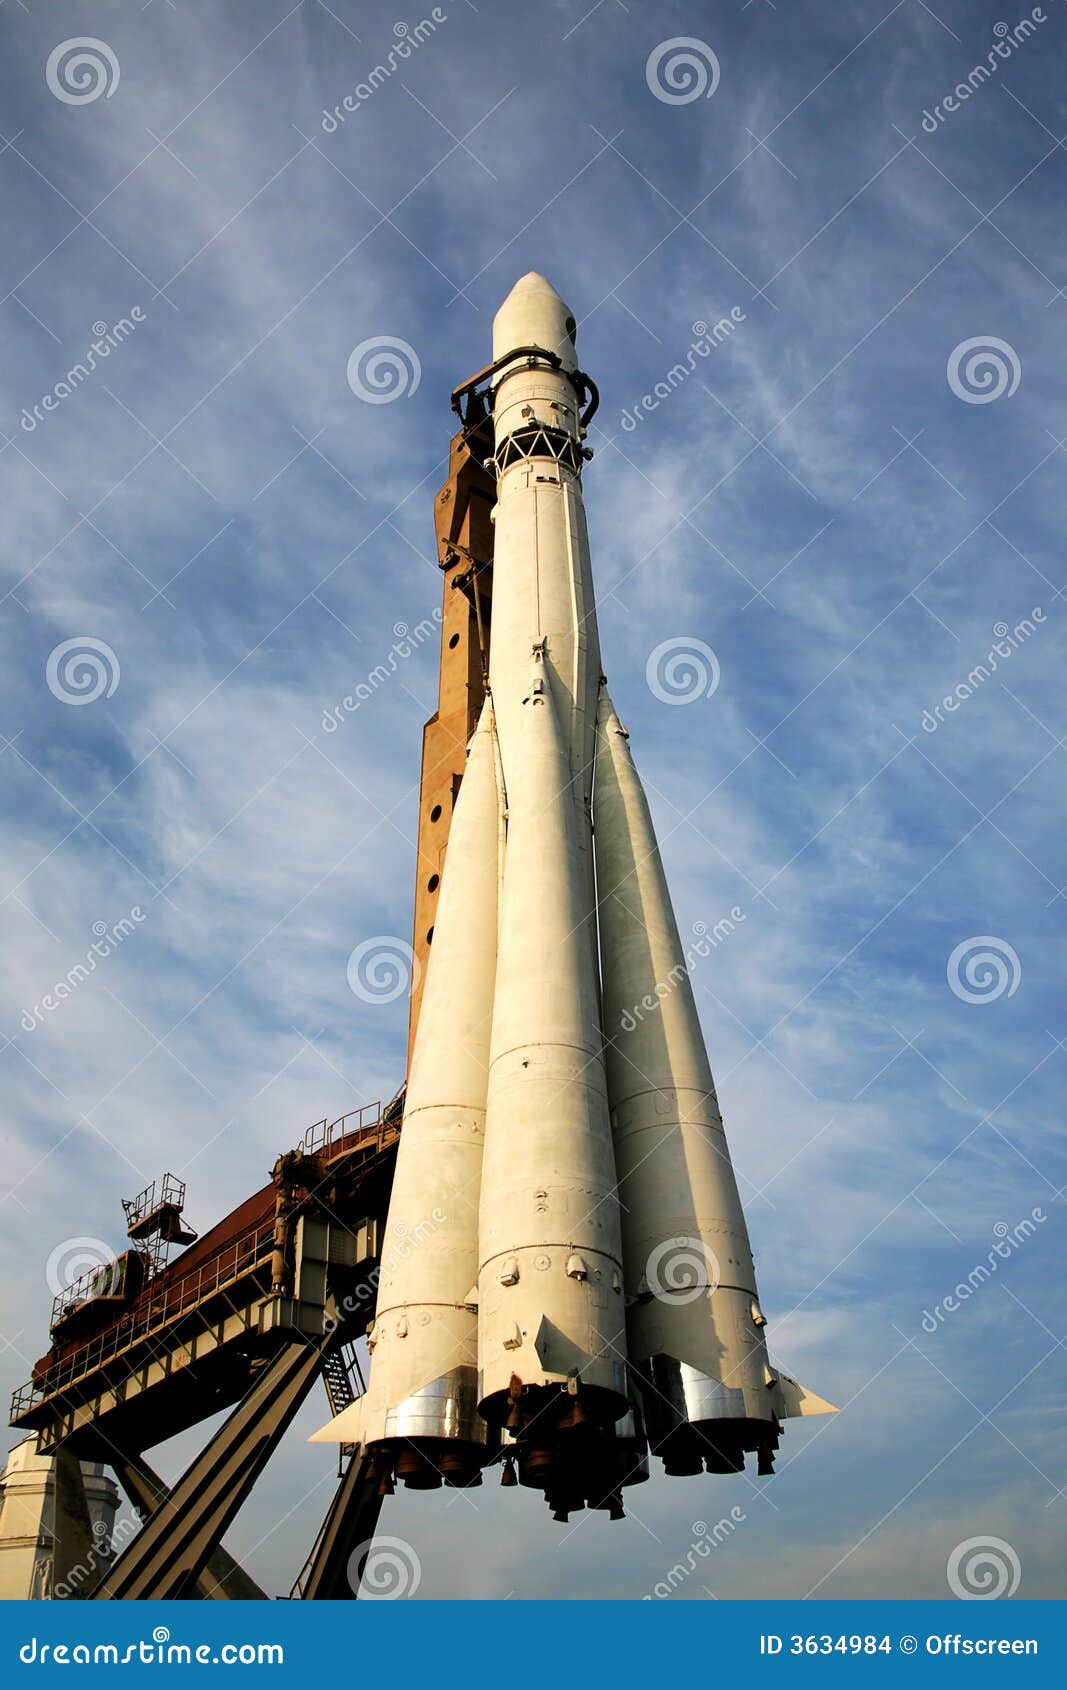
{"left": 10, "top": 1100, "right": 400, "bottom": 1423}
{"left": 302, "top": 1099, "right": 384, "bottom": 1157}
{"left": 10, "top": 1215, "right": 277, "bottom": 1417}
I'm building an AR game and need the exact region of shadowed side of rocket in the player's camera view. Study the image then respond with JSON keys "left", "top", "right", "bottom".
{"left": 313, "top": 274, "right": 834, "bottom": 1516}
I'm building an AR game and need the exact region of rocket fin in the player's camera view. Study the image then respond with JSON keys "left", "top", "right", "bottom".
{"left": 309, "top": 1396, "right": 364, "bottom": 1445}
{"left": 774, "top": 1371, "right": 838, "bottom": 1418}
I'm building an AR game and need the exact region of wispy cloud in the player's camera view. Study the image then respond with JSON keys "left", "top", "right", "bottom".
{"left": 1, "top": 0, "right": 1063, "bottom": 1599}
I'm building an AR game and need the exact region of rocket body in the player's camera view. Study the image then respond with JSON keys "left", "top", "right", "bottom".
{"left": 487, "top": 276, "right": 600, "bottom": 824}
{"left": 477, "top": 279, "right": 628, "bottom": 1515}
{"left": 314, "top": 274, "right": 834, "bottom": 1512}
{"left": 594, "top": 694, "right": 777, "bottom": 1473}
{"left": 311, "top": 703, "right": 501, "bottom": 1485}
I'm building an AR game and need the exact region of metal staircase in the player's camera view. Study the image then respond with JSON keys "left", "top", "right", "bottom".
{"left": 321, "top": 1343, "right": 364, "bottom": 1418}
{"left": 288, "top": 1446, "right": 382, "bottom": 1601}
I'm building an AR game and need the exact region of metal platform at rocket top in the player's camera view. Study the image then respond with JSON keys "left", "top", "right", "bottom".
{"left": 8, "top": 272, "right": 834, "bottom": 1598}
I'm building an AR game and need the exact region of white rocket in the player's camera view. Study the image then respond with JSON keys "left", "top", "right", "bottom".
{"left": 313, "top": 274, "right": 834, "bottom": 1517}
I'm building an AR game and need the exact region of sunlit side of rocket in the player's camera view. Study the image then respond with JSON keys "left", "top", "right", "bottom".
{"left": 314, "top": 273, "right": 834, "bottom": 1514}
{"left": 472, "top": 276, "right": 631, "bottom": 1518}
{"left": 311, "top": 702, "right": 501, "bottom": 1486}
{"left": 594, "top": 694, "right": 835, "bottom": 1477}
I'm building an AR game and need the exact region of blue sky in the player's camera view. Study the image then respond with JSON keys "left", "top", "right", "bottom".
{"left": 1, "top": 0, "right": 1064, "bottom": 1600}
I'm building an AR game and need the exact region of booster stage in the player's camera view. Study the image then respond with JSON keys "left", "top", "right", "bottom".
{"left": 313, "top": 274, "right": 835, "bottom": 1519}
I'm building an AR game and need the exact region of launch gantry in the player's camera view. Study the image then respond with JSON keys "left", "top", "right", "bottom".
{"left": 10, "top": 1103, "right": 401, "bottom": 1598}
{"left": 9, "top": 274, "right": 835, "bottom": 1598}
{"left": 8, "top": 402, "right": 498, "bottom": 1600}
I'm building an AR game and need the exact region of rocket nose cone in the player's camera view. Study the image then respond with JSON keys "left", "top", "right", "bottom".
{"left": 493, "top": 271, "right": 578, "bottom": 369}
{"left": 509, "top": 270, "right": 566, "bottom": 303}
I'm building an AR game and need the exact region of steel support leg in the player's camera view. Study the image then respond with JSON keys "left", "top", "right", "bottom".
{"left": 51, "top": 1447, "right": 97, "bottom": 1599}
{"left": 92, "top": 1340, "right": 323, "bottom": 1599}
{"left": 109, "top": 1451, "right": 267, "bottom": 1600}
{"left": 292, "top": 1447, "right": 384, "bottom": 1600}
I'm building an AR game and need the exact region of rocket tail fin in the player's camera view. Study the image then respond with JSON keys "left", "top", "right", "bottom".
{"left": 773, "top": 1370, "right": 838, "bottom": 1418}
{"left": 309, "top": 1395, "right": 364, "bottom": 1445}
